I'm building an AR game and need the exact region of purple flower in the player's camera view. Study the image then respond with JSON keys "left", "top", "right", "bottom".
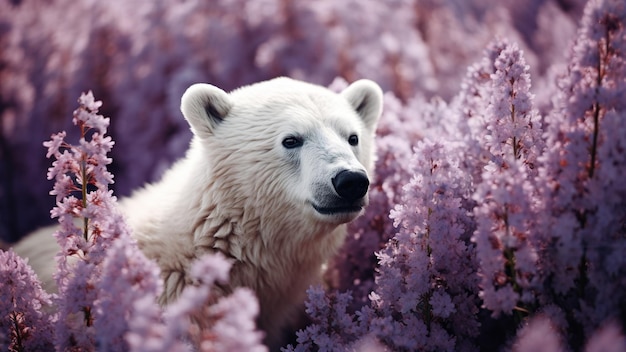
{"left": 0, "top": 249, "right": 54, "bottom": 351}
{"left": 512, "top": 316, "right": 563, "bottom": 352}
{"left": 201, "top": 288, "right": 266, "bottom": 352}
{"left": 285, "top": 286, "right": 364, "bottom": 352}
{"left": 162, "top": 253, "right": 267, "bottom": 352}
{"left": 585, "top": 323, "right": 626, "bottom": 352}
{"left": 126, "top": 295, "right": 189, "bottom": 352}
{"left": 537, "top": 0, "right": 626, "bottom": 336}
{"left": 376, "top": 139, "right": 479, "bottom": 350}
{"left": 43, "top": 131, "right": 67, "bottom": 159}
{"left": 44, "top": 91, "right": 124, "bottom": 350}
{"left": 487, "top": 41, "right": 544, "bottom": 171}
{"left": 429, "top": 291, "right": 456, "bottom": 319}
{"left": 470, "top": 39, "right": 544, "bottom": 317}
{"left": 73, "top": 91, "right": 109, "bottom": 135}
{"left": 94, "top": 231, "right": 163, "bottom": 351}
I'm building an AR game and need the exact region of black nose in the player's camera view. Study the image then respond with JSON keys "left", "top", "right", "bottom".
{"left": 332, "top": 170, "right": 369, "bottom": 202}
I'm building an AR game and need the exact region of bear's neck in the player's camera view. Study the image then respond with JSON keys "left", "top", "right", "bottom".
{"left": 190, "top": 181, "right": 346, "bottom": 270}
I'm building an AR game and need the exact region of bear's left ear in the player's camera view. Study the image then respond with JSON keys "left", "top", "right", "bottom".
{"left": 341, "top": 79, "right": 383, "bottom": 131}
{"left": 181, "top": 83, "right": 233, "bottom": 139}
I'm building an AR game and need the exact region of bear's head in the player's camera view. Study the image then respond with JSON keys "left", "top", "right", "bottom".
{"left": 180, "top": 77, "right": 382, "bottom": 232}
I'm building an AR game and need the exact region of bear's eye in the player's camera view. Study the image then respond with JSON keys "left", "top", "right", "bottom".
{"left": 348, "top": 134, "right": 359, "bottom": 146}
{"left": 282, "top": 136, "right": 303, "bottom": 149}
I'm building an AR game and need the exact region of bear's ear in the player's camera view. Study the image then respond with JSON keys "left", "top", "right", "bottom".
{"left": 181, "top": 83, "right": 233, "bottom": 138}
{"left": 341, "top": 79, "right": 383, "bottom": 131}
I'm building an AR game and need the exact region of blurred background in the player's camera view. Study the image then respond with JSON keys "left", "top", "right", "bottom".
{"left": 0, "top": 0, "right": 585, "bottom": 243}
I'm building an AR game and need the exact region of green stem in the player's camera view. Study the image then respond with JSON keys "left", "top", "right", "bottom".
{"left": 589, "top": 102, "right": 600, "bottom": 179}
{"left": 589, "top": 25, "right": 611, "bottom": 179}
{"left": 502, "top": 209, "right": 531, "bottom": 322}
{"left": 10, "top": 312, "right": 24, "bottom": 352}
{"left": 81, "top": 157, "right": 88, "bottom": 242}
{"left": 510, "top": 104, "right": 520, "bottom": 159}
{"left": 502, "top": 210, "right": 515, "bottom": 284}
{"left": 422, "top": 290, "right": 433, "bottom": 332}
{"left": 423, "top": 206, "right": 433, "bottom": 330}
{"left": 83, "top": 306, "right": 93, "bottom": 327}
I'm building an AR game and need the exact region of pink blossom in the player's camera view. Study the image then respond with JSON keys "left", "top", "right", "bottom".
{"left": 429, "top": 291, "right": 456, "bottom": 319}
{"left": 585, "top": 323, "right": 626, "bottom": 352}
{"left": 44, "top": 91, "right": 125, "bottom": 350}
{"left": 201, "top": 288, "right": 266, "bottom": 352}
{"left": 43, "top": 131, "right": 67, "bottom": 158}
{"left": 512, "top": 316, "right": 563, "bottom": 352}
{"left": 40, "top": 90, "right": 268, "bottom": 350}
{"left": 46, "top": 150, "right": 81, "bottom": 200}
{"left": 371, "top": 139, "right": 479, "bottom": 350}
{"left": 471, "top": 39, "right": 543, "bottom": 317}
{"left": 487, "top": 41, "right": 544, "bottom": 171}
{"left": 189, "top": 251, "right": 232, "bottom": 286}
{"left": 94, "top": 233, "right": 163, "bottom": 351}
{"left": 73, "top": 91, "right": 109, "bottom": 135}
{"left": 163, "top": 253, "right": 267, "bottom": 352}
{"left": 0, "top": 249, "right": 54, "bottom": 351}
{"left": 537, "top": 0, "right": 626, "bottom": 336}
{"left": 284, "top": 287, "right": 365, "bottom": 352}
{"left": 126, "top": 296, "right": 190, "bottom": 352}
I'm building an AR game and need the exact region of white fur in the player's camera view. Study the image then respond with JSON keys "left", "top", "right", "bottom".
{"left": 15, "top": 77, "right": 383, "bottom": 349}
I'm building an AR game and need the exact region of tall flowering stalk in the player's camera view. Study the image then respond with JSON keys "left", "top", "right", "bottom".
{"left": 453, "top": 40, "right": 508, "bottom": 184}
{"left": 284, "top": 286, "right": 365, "bottom": 351}
{"left": 373, "top": 139, "right": 480, "bottom": 351}
{"left": 538, "top": 0, "right": 626, "bottom": 342}
{"left": 540, "top": 0, "right": 625, "bottom": 295}
{"left": 471, "top": 41, "right": 544, "bottom": 318}
{"left": 44, "top": 91, "right": 118, "bottom": 349}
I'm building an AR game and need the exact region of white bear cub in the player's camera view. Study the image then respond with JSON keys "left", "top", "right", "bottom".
{"left": 20, "top": 77, "right": 383, "bottom": 349}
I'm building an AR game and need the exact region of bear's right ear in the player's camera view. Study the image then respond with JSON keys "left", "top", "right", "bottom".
{"left": 341, "top": 79, "right": 383, "bottom": 132}
{"left": 181, "top": 83, "right": 233, "bottom": 138}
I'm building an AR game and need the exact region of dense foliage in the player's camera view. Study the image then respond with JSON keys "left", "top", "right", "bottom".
{"left": 1, "top": 0, "right": 625, "bottom": 350}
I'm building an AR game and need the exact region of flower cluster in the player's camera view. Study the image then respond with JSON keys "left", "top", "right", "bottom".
{"left": 373, "top": 139, "right": 480, "bottom": 351}
{"left": 536, "top": 0, "right": 626, "bottom": 339}
{"left": 44, "top": 91, "right": 117, "bottom": 349}
{"left": 470, "top": 41, "right": 544, "bottom": 318}
{"left": 0, "top": 249, "right": 54, "bottom": 351}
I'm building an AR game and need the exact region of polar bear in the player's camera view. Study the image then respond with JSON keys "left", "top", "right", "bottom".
{"left": 15, "top": 77, "right": 383, "bottom": 349}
